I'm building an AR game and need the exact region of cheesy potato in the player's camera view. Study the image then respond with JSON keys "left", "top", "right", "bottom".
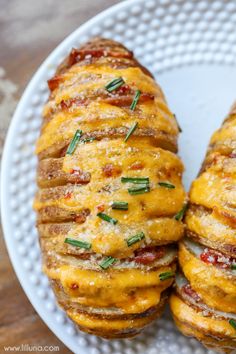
{"left": 170, "top": 104, "right": 236, "bottom": 353}
{"left": 34, "top": 38, "right": 186, "bottom": 338}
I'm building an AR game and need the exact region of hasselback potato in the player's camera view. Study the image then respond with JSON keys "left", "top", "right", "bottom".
{"left": 170, "top": 104, "right": 236, "bottom": 353}
{"left": 34, "top": 38, "right": 186, "bottom": 339}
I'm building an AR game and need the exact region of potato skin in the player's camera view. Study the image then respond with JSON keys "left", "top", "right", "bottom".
{"left": 35, "top": 38, "right": 185, "bottom": 338}
{"left": 171, "top": 104, "right": 236, "bottom": 352}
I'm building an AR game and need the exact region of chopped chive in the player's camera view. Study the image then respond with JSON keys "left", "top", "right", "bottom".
{"left": 231, "top": 264, "right": 236, "bottom": 270}
{"left": 124, "top": 122, "right": 138, "bottom": 142}
{"left": 127, "top": 232, "right": 145, "bottom": 247}
{"left": 158, "top": 182, "right": 175, "bottom": 189}
{"left": 130, "top": 90, "right": 141, "bottom": 111}
{"left": 66, "top": 130, "right": 82, "bottom": 155}
{"left": 229, "top": 319, "right": 236, "bottom": 330}
{"left": 111, "top": 201, "right": 128, "bottom": 210}
{"left": 159, "top": 271, "right": 175, "bottom": 281}
{"left": 128, "top": 185, "right": 150, "bottom": 195}
{"left": 105, "top": 77, "right": 124, "bottom": 92}
{"left": 174, "top": 204, "right": 188, "bottom": 221}
{"left": 64, "top": 238, "right": 91, "bottom": 250}
{"left": 121, "top": 177, "right": 149, "bottom": 184}
{"left": 97, "top": 212, "right": 118, "bottom": 225}
{"left": 99, "top": 256, "right": 117, "bottom": 270}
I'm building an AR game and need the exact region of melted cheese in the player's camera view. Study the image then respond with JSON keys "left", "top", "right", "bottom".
{"left": 69, "top": 287, "right": 162, "bottom": 314}
{"left": 35, "top": 40, "right": 185, "bottom": 336}
{"left": 67, "top": 309, "right": 152, "bottom": 331}
{"left": 44, "top": 265, "right": 175, "bottom": 314}
{"left": 170, "top": 294, "right": 236, "bottom": 339}
{"left": 179, "top": 242, "right": 236, "bottom": 313}
{"left": 40, "top": 217, "right": 183, "bottom": 258}
{"left": 185, "top": 207, "right": 236, "bottom": 247}
{"left": 34, "top": 140, "right": 185, "bottom": 221}
{"left": 190, "top": 168, "right": 236, "bottom": 218}
{"left": 37, "top": 102, "right": 178, "bottom": 154}
{"left": 37, "top": 63, "right": 178, "bottom": 154}
{"left": 62, "top": 139, "right": 183, "bottom": 175}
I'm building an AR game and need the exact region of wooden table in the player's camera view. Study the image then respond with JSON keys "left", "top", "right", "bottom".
{"left": 0, "top": 1, "right": 121, "bottom": 352}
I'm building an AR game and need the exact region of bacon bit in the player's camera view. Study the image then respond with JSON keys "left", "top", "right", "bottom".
{"left": 70, "top": 169, "right": 81, "bottom": 175}
{"left": 229, "top": 152, "right": 236, "bottom": 158}
{"left": 68, "top": 48, "right": 133, "bottom": 67}
{"left": 200, "top": 248, "right": 235, "bottom": 269}
{"left": 47, "top": 76, "right": 62, "bottom": 91}
{"left": 105, "top": 90, "right": 154, "bottom": 107}
{"left": 115, "top": 84, "right": 132, "bottom": 95}
{"left": 102, "top": 163, "right": 122, "bottom": 178}
{"left": 70, "top": 283, "right": 79, "bottom": 290}
{"left": 140, "top": 92, "right": 155, "bottom": 102}
{"left": 104, "top": 96, "right": 133, "bottom": 106}
{"left": 60, "top": 98, "right": 88, "bottom": 110}
{"left": 68, "top": 48, "right": 80, "bottom": 66}
{"left": 75, "top": 209, "right": 91, "bottom": 224}
{"left": 130, "top": 161, "right": 144, "bottom": 170}
{"left": 182, "top": 284, "right": 201, "bottom": 302}
{"left": 97, "top": 204, "right": 105, "bottom": 212}
{"left": 64, "top": 192, "right": 73, "bottom": 199}
{"left": 133, "top": 247, "right": 165, "bottom": 265}
{"left": 106, "top": 92, "right": 154, "bottom": 107}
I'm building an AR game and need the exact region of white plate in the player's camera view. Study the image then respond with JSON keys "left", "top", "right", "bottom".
{"left": 1, "top": 0, "right": 236, "bottom": 353}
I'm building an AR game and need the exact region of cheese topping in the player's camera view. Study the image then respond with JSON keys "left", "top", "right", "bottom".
{"left": 170, "top": 294, "right": 236, "bottom": 338}
{"left": 44, "top": 265, "right": 175, "bottom": 313}
{"left": 35, "top": 39, "right": 185, "bottom": 336}
{"left": 67, "top": 309, "right": 154, "bottom": 331}
{"left": 39, "top": 217, "right": 183, "bottom": 258}
{"left": 179, "top": 242, "right": 236, "bottom": 313}
{"left": 37, "top": 64, "right": 178, "bottom": 154}
{"left": 185, "top": 207, "right": 236, "bottom": 247}
{"left": 190, "top": 169, "right": 236, "bottom": 217}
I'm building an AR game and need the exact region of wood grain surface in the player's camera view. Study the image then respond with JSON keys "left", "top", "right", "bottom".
{"left": 0, "top": 1, "right": 121, "bottom": 352}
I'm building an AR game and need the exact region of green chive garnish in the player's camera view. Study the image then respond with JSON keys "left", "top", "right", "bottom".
{"left": 121, "top": 177, "right": 149, "bottom": 184}
{"left": 159, "top": 271, "right": 175, "bottom": 281}
{"left": 99, "top": 256, "right": 117, "bottom": 269}
{"left": 231, "top": 264, "right": 236, "bottom": 270}
{"left": 111, "top": 201, "right": 128, "bottom": 210}
{"left": 64, "top": 238, "right": 91, "bottom": 250}
{"left": 130, "top": 90, "right": 141, "bottom": 111}
{"left": 97, "top": 212, "right": 118, "bottom": 225}
{"left": 229, "top": 319, "right": 236, "bottom": 330}
{"left": 174, "top": 204, "right": 188, "bottom": 221}
{"left": 105, "top": 77, "right": 124, "bottom": 92}
{"left": 158, "top": 182, "right": 175, "bottom": 189}
{"left": 128, "top": 185, "right": 150, "bottom": 195}
{"left": 124, "top": 122, "right": 138, "bottom": 142}
{"left": 66, "top": 130, "right": 82, "bottom": 155}
{"left": 127, "top": 232, "right": 145, "bottom": 247}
